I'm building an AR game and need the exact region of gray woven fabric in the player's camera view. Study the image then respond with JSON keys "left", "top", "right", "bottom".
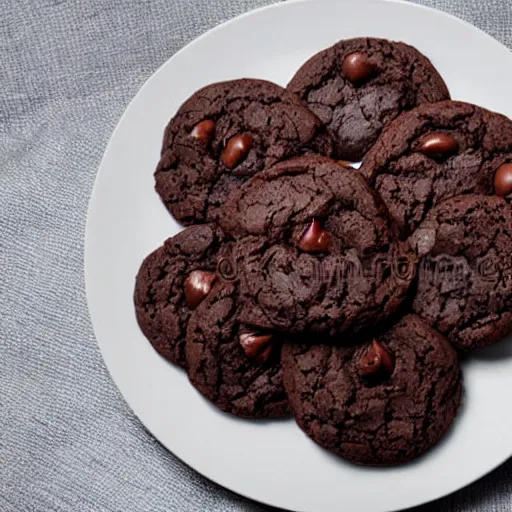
{"left": 2, "top": 1, "right": 512, "bottom": 511}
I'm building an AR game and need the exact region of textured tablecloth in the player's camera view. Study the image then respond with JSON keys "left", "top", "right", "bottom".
{"left": 2, "top": 1, "right": 512, "bottom": 511}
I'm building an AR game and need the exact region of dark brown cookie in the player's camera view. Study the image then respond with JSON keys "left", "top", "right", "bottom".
{"left": 410, "top": 195, "right": 512, "bottom": 352}
{"left": 155, "top": 79, "right": 333, "bottom": 225}
{"left": 186, "top": 283, "right": 289, "bottom": 419}
{"left": 134, "top": 224, "right": 229, "bottom": 368}
{"left": 220, "top": 155, "right": 417, "bottom": 336}
{"left": 282, "top": 315, "right": 462, "bottom": 466}
{"left": 360, "top": 101, "right": 512, "bottom": 238}
{"left": 288, "top": 37, "right": 449, "bottom": 161}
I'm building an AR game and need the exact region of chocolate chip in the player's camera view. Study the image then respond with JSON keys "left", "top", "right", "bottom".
{"left": 298, "top": 220, "right": 331, "bottom": 253}
{"left": 337, "top": 160, "right": 356, "bottom": 169}
{"left": 240, "top": 332, "right": 273, "bottom": 363}
{"left": 342, "top": 52, "right": 375, "bottom": 84}
{"left": 494, "top": 163, "right": 512, "bottom": 197}
{"left": 254, "top": 344, "right": 273, "bottom": 364}
{"left": 221, "top": 134, "right": 253, "bottom": 169}
{"left": 359, "top": 340, "right": 395, "bottom": 379}
{"left": 418, "top": 133, "right": 458, "bottom": 160}
{"left": 184, "top": 270, "right": 216, "bottom": 309}
{"left": 190, "top": 120, "right": 215, "bottom": 145}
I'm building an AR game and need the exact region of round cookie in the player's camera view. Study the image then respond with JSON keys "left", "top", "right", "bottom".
{"left": 410, "top": 194, "right": 512, "bottom": 352}
{"left": 288, "top": 37, "right": 450, "bottom": 161}
{"left": 134, "top": 224, "right": 228, "bottom": 368}
{"left": 282, "top": 315, "right": 462, "bottom": 466}
{"left": 220, "top": 155, "right": 417, "bottom": 336}
{"left": 360, "top": 101, "right": 512, "bottom": 238}
{"left": 155, "top": 79, "right": 333, "bottom": 225}
{"left": 186, "top": 282, "right": 289, "bottom": 419}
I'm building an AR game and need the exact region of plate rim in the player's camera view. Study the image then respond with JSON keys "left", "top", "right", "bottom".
{"left": 84, "top": 1, "right": 512, "bottom": 510}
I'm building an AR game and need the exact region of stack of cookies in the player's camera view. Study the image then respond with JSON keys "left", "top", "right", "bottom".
{"left": 134, "top": 37, "right": 512, "bottom": 466}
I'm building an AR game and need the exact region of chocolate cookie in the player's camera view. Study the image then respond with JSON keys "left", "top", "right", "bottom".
{"left": 155, "top": 79, "right": 333, "bottom": 225}
{"left": 186, "top": 283, "right": 289, "bottom": 419}
{"left": 360, "top": 101, "right": 512, "bottom": 238}
{"left": 282, "top": 315, "right": 462, "bottom": 466}
{"left": 134, "top": 224, "right": 229, "bottom": 368}
{"left": 288, "top": 38, "right": 449, "bottom": 161}
{"left": 220, "top": 156, "right": 416, "bottom": 336}
{"left": 410, "top": 195, "right": 512, "bottom": 352}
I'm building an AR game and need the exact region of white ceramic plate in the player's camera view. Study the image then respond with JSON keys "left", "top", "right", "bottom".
{"left": 85, "top": 1, "right": 512, "bottom": 510}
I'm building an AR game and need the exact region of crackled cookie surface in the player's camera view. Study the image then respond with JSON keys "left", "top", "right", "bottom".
{"left": 186, "top": 283, "right": 289, "bottom": 418}
{"left": 411, "top": 195, "right": 512, "bottom": 352}
{"left": 155, "top": 79, "right": 332, "bottom": 225}
{"left": 288, "top": 37, "right": 449, "bottom": 161}
{"left": 134, "top": 224, "right": 228, "bottom": 368}
{"left": 360, "top": 101, "right": 512, "bottom": 238}
{"left": 221, "top": 156, "right": 416, "bottom": 336}
{"left": 282, "top": 315, "right": 462, "bottom": 466}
